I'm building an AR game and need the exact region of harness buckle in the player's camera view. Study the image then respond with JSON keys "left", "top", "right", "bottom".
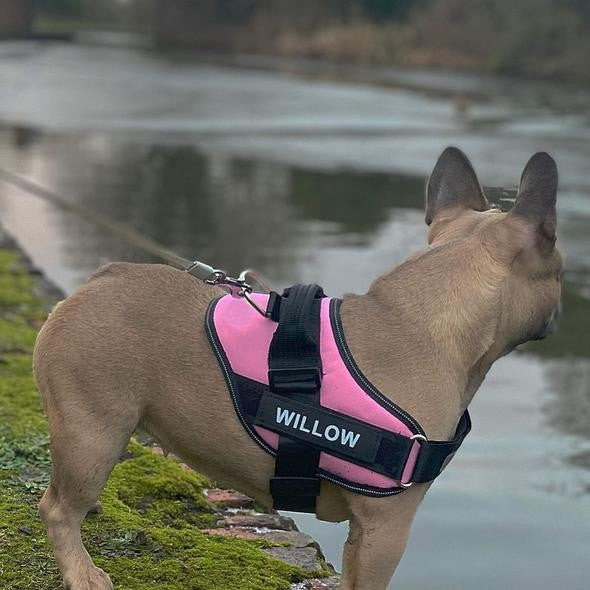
{"left": 268, "top": 367, "right": 322, "bottom": 394}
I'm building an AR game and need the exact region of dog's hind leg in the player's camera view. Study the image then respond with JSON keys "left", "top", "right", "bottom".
{"left": 38, "top": 396, "right": 138, "bottom": 590}
{"left": 340, "top": 485, "right": 427, "bottom": 590}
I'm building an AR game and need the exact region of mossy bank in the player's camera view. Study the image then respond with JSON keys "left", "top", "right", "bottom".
{"left": 0, "top": 236, "right": 335, "bottom": 590}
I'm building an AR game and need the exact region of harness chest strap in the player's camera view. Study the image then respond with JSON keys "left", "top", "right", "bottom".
{"left": 264, "top": 285, "right": 471, "bottom": 512}
{"left": 266, "top": 284, "right": 325, "bottom": 512}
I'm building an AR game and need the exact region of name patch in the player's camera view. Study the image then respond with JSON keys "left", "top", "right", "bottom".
{"left": 254, "top": 393, "right": 381, "bottom": 463}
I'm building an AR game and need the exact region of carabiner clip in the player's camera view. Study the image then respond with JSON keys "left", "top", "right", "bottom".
{"left": 203, "top": 270, "right": 270, "bottom": 318}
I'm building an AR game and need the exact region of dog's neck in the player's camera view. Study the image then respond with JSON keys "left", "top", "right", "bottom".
{"left": 340, "top": 245, "right": 506, "bottom": 439}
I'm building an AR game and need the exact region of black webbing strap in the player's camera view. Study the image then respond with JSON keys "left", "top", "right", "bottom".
{"left": 240, "top": 368, "right": 471, "bottom": 485}
{"left": 205, "top": 289, "right": 473, "bottom": 502}
{"left": 410, "top": 409, "right": 471, "bottom": 484}
{"left": 267, "top": 284, "right": 325, "bottom": 512}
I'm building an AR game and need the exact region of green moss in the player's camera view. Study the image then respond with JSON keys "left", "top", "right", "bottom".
{"left": 0, "top": 247, "right": 326, "bottom": 589}
{"left": 0, "top": 356, "right": 49, "bottom": 439}
{"left": 0, "top": 251, "right": 38, "bottom": 307}
{"left": 93, "top": 533, "right": 305, "bottom": 590}
{"left": 0, "top": 483, "right": 62, "bottom": 588}
{"left": 99, "top": 443, "right": 216, "bottom": 530}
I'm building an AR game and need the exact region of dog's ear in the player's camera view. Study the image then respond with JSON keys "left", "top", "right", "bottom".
{"left": 510, "top": 152, "right": 558, "bottom": 248}
{"left": 425, "top": 146, "right": 488, "bottom": 225}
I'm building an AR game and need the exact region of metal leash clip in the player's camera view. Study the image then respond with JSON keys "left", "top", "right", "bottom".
{"left": 186, "top": 262, "right": 270, "bottom": 318}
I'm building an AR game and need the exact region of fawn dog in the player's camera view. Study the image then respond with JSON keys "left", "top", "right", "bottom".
{"left": 33, "top": 147, "right": 562, "bottom": 590}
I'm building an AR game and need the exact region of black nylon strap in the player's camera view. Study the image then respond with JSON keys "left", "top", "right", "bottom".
{"left": 410, "top": 410, "right": 472, "bottom": 483}
{"left": 268, "top": 284, "right": 324, "bottom": 379}
{"left": 267, "top": 284, "right": 325, "bottom": 512}
{"left": 235, "top": 373, "right": 470, "bottom": 485}
{"left": 205, "top": 289, "right": 472, "bottom": 501}
{"left": 254, "top": 391, "right": 413, "bottom": 476}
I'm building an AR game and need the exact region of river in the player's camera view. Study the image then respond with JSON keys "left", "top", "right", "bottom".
{"left": 0, "top": 41, "right": 588, "bottom": 589}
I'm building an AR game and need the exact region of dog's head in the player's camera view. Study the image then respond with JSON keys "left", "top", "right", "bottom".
{"left": 424, "top": 147, "right": 562, "bottom": 360}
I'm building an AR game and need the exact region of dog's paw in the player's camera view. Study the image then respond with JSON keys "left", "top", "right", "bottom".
{"left": 65, "top": 566, "right": 113, "bottom": 590}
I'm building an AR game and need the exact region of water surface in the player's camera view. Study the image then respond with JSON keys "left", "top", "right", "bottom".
{"left": 0, "top": 42, "right": 588, "bottom": 589}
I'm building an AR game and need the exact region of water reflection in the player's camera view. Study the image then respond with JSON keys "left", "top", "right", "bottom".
{"left": 525, "top": 283, "right": 590, "bottom": 359}
{"left": 61, "top": 144, "right": 300, "bottom": 278}
{"left": 543, "top": 359, "right": 590, "bottom": 482}
{"left": 1, "top": 116, "right": 589, "bottom": 589}
{"left": 0, "top": 125, "right": 431, "bottom": 280}
{"left": 3, "top": 124, "right": 589, "bottom": 462}
{"left": 291, "top": 168, "right": 424, "bottom": 236}
{"left": 2, "top": 123, "right": 590, "bottom": 353}
{"left": 545, "top": 360, "right": 590, "bottom": 439}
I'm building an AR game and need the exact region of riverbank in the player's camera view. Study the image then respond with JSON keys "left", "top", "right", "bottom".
{"left": 32, "top": 0, "right": 590, "bottom": 88}
{"left": 258, "top": 6, "right": 590, "bottom": 87}
{"left": 0, "top": 227, "right": 339, "bottom": 590}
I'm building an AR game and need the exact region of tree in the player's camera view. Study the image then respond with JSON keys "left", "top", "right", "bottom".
{"left": 34, "top": 0, "right": 82, "bottom": 17}
{"left": 360, "top": 0, "right": 416, "bottom": 21}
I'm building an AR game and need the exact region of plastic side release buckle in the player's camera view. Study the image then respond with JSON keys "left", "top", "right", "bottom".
{"left": 266, "top": 291, "right": 282, "bottom": 321}
{"left": 268, "top": 367, "right": 322, "bottom": 394}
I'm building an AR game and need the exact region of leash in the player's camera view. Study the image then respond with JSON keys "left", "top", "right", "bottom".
{"left": 0, "top": 166, "right": 271, "bottom": 316}
{"left": 6, "top": 167, "right": 574, "bottom": 311}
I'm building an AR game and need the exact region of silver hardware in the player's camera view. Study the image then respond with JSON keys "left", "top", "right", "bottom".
{"left": 201, "top": 268, "right": 270, "bottom": 318}
{"left": 0, "top": 167, "right": 272, "bottom": 318}
{"left": 238, "top": 268, "right": 273, "bottom": 294}
{"left": 185, "top": 260, "right": 218, "bottom": 280}
{"left": 400, "top": 433, "right": 428, "bottom": 488}
{"left": 410, "top": 433, "right": 428, "bottom": 442}
{"left": 242, "top": 289, "right": 270, "bottom": 317}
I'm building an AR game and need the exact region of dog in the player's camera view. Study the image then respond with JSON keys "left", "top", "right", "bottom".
{"left": 33, "top": 147, "right": 562, "bottom": 590}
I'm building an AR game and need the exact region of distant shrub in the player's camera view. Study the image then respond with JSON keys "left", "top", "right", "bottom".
{"left": 34, "top": 0, "right": 82, "bottom": 17}
{"left": 360, "top": 0, "right": 416, "bottom": 21}
{"left": 411, "top": 0, "right": 590, "bottom": 80}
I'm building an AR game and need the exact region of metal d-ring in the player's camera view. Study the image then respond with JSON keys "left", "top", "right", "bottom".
{"left": 241, "top": 287, "right": 270, "bottom": 318}
{"left": 400, "top": 433, "right": 428, "bottom": 489}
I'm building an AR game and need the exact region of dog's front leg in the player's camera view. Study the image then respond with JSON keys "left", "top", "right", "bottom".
{"left": 340, "top": 485, "right": 427, "bottom": 590}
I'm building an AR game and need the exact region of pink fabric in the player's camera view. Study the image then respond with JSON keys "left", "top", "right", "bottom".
{"left": 213, "top": 293, "right": 419, "bottom": 488}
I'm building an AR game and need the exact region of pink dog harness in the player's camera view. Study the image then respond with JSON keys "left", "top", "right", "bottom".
{"left": 206, "top": 284, "right": 470, "bottom": 513}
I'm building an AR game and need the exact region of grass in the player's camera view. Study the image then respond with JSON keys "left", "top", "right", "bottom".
{"left": 0, "top": 248, "right": 326, "bottom": 589}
